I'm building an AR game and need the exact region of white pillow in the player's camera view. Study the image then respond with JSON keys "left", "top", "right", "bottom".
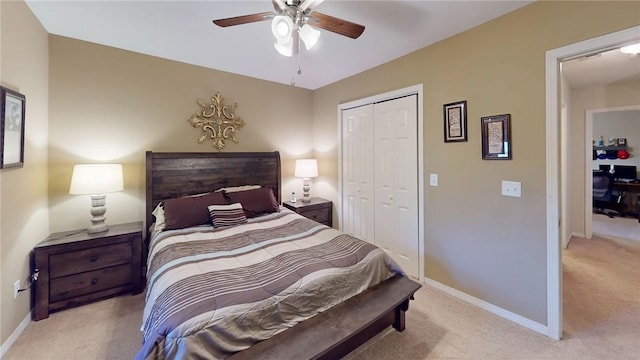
{"left": 152, "top": 203, "right": 166, "bottom": 232}
{"left": 214, "top": 185, "right": 261, "bottom": 193}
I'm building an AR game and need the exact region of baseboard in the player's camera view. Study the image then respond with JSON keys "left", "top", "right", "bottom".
{"left": 571, "top": 232, "right": 586, "bottom": 239}
{"left": 0, "top": 311, "right": 31, "bottom": 359}
{"left": 422, "top": 277, "right": 548, "bottom": 337}
{"left": 567, "top": 232, "right": 586, "bottom": 248}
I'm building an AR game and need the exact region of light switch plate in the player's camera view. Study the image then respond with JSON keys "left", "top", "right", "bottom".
{"left": 429, "top": 173, "right": 438, "bottom": 186}
{"left": 501, "top": 180, "right": 521, "bottom": 198}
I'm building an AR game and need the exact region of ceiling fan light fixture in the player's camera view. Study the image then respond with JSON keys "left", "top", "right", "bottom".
{"left": 274, "top": 40, "right": 293, "bottom": 57}
{"left": 272, "top": 15, "right": 293, "bottom": 42}
{"left": 299, "top": 0, "right": 325, "bottom": 12}
{"left": 620, "top": 43, "right": 640, "bottom": 55}
{"left": 299, "top": 24, "right": 320, "bottom": 50}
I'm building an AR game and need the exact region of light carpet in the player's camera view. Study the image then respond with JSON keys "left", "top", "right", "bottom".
{"left": 4, "top": 235, "right": 639, "bottom": 360}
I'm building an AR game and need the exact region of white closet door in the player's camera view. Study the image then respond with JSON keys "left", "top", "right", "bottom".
{"left": 341, "top": 104, "right": 375, "bottom": 243}
{"left": 373, "top": 95, "right": 419, "bottom": 277}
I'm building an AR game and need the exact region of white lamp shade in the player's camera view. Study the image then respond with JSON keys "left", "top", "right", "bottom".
{"left": 272, "top": 15, "right": 293, "bottom": 42}
{"left": 299, "top": 24, "right": 320, "bottom": 50}
{"left": 274, "top": 40, "right": 293, "bottom": 57}
{"left": 69, "top": 164, "right": 124, "bottom": 195}
{"left": 272, "top": 15, "right": 294, "bottom": 57}
{"left": 295, "top": 159, "right": 318, "bottom": 178}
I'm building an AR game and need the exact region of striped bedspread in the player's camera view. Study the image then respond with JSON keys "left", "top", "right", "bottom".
{"left": 137, "top": 208, "right": 402, "bottom": 360}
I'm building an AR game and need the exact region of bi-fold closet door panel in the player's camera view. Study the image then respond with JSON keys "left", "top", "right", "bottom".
{"left": 342, "top": 104, "right": 375, "bottom": 244}
{"left": 341, "top": 94, "right": 419, "bottom": 278}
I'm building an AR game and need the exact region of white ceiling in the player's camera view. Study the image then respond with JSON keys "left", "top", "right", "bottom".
{"left": 25, "top": 0, "right": 534, "bottom": 90}
{"left": 562, "top": 48, "right": 640, "bottom": 89}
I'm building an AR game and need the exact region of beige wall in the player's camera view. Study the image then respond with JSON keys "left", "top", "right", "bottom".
{"left": 2, "top": 0, "right": 640, "bottom": 349}
{"left": 568, "top": 79, "right": 640, "bottom": 236}
{"left": 48, "top": 36, "right": 314, "bottom": 233}
{"left": 0, "top": 1, "right": 49, "bottom": 346}
{"left": 313, "top": 1, "right": 640, "bottom": 324}
{"left": 560, "top": 75, "right": 572, "bottom": 247}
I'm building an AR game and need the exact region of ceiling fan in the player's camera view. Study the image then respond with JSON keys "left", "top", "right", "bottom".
{"left": 212, "top": 0, "right": 365, "bottom": 57}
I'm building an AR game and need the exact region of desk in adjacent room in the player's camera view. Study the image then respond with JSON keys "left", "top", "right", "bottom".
{"left": 613, "top": 181, "right": 640, "bottom": 222}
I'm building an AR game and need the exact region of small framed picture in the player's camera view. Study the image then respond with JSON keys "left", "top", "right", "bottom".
{"left": 0, "top": 86, "right": 26, "bottom": 169}
{"left": 481, "top": 114, "right": 511, "bottom": 160}
{"left": 443, "top": 100, "right": 467, "bottom": 143}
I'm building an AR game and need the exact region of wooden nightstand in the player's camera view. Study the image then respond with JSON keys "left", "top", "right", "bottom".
{"left": 32, "top": 222, "right": 143, "bottom": 321}
{"left": 283, "top": 197, "right": 332, "bottom": 227}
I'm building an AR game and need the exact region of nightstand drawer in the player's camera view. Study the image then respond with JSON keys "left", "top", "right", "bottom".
{"left": 49, "top": 264, "right": 131, "bottom": 302}
{"left": 50, "top": 242, "right": 132, "bottom": 278}
{"left": 300, "top": 208, "right": 330, "bottom": 224}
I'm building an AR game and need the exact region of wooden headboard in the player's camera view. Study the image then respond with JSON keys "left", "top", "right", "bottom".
{"left": 145, "top": 151, "right": 281, "bottom": 236}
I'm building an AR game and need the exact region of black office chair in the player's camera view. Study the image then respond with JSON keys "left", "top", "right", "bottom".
{"left": 592, "top": 170, "right": 625, "bottom": 218}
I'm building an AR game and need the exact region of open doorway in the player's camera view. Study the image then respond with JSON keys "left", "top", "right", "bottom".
{"left": 546, "top": 25, "right": 640, "bottom": 340}
{"left": 584, "top": 106, "right": 640, "bottom": 242}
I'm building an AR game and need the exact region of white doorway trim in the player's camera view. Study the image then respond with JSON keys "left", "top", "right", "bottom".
{"left": 336, "top": 84, "right": 424, "bottom": 282}
{"left": 546, "top": 25, "right": 640, "bottom": 341}
{"left": 585, "top": 105, "right": 640, "bottom": 239}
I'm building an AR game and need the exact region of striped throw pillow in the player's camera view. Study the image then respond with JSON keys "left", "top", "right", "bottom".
{"left": 208, "top": 203, "right": 247, "bottom": 228}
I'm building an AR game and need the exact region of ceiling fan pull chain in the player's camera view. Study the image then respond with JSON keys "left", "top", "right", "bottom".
{"left": 297, "top": 40, "right": 302, "bottom": 75}
{"left": 290, "top": 54, "right": 296, "bottom": 86}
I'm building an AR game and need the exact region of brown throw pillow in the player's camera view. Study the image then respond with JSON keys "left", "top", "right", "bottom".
{"left": 224, "top": 186, "right": 279, "bottom": 218}
{"left": 163, "top": 192, "right": 229, "bottom": 230}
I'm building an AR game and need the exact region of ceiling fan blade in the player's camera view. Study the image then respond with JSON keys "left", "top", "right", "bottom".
{"left": 212, "top": 12, "right": 273, "bottom": 27}
{"left": 309, "top": 12, "right": 365, "bottom": 39}
{"left": 299, "top": 0, "right": 325, "bottom": 12}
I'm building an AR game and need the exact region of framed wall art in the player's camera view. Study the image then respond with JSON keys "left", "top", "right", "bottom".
{"left": 443, "top": 100, "right": 467, "bottom": 142}
{"left": 0, "top": 86, "right": 26, "bottom": 169}
{"left": 481, "top": 113, "right": 511, "bottom": 160}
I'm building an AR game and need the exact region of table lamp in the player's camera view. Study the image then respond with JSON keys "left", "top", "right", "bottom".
{"left": 69, "top": 164, "right": 123, "bottom": 233}
{"left": 295, "top": 159, "right": 318, "bottom": 203}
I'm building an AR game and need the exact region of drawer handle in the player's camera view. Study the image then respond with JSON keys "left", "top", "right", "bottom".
{"left": 90, "top": 256, "right": 98, "bottom": 262}
{"left": 91, "top": 278, "right": 98, "bottom": 285}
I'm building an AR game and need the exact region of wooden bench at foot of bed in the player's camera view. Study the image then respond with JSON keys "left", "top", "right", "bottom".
{"left": 229, "top": 275, "right": 422, "bottom": 360}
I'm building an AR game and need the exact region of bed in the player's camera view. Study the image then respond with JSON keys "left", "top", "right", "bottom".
{"left": 139, "top": 151, "right": 421, "bottom": 360}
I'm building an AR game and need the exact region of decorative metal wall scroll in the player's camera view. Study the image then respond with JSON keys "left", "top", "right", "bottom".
{"left": 188, "top": 92, "right": 245, "bottom": 151}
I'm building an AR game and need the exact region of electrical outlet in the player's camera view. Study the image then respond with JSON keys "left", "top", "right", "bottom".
{"left": 13, "top": 280, "right": 20, "bottom": 299}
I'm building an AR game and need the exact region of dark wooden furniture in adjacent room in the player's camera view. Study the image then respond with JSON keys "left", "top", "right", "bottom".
{"left": 282, "top": 197, "right": 332, "bottom": 227}
{"left": 613, "top": 181, "right": 640, "bottom": 222}
{"left": 32, "top": 221, "right": 143, "bottom": 321}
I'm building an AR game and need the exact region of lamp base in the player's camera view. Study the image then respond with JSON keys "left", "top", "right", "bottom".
{"left": 302, "top": 178, "right": 311, "bottom": 203}
{"left": 88, "top": 224, "right": 109, "bottom": 234}
{"left": 88, "top": 194, "right": 109, "bottom": 233}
